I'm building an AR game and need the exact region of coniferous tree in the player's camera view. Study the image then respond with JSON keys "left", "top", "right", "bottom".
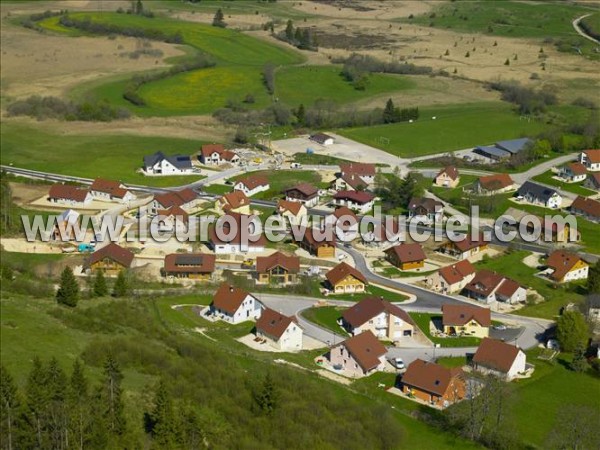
{"left": 101, "top": 355, "right": 126, "bottom": 436}
{"left": 46, "top": 358, "right": 68, "bottom": 449}
{"left": 25, "top": 357, "right": 49, "bottom": 448}
{"left": 93, "top": 270, "right": 108, "bottom": 297}
{"left": 285, "top": 20, "right": 294, "bottom": 41}
{"left": 112, "top": 271, "right": 129, "bottom": 298}
{"left": 1, "top": 365, "right": 19, "bottom": 450}
{"left": 212, "top": 8, "right": 226, "bottom": 28}
{"left": 135, "top": 0, "right": 144, "bottom": 15}
{"left": 571, "top": 344, "right": 588, "bottom": 372}
{"left": 587, "top": 260, "right": 600, "bottom": 294}
{"left": 383, "top": 98, "right": 395, "bottom": 124}
{"left": 296, "top": 104, "right": 306, "bottom": 124}
{"left": 294, "top": 27, "right": 302, "bottom": 43}
{"left": 69, "top": 359, "right": 91, "bottom": 450}
{"left": 56, "top": 266, "right": 79, "bottom": 307}
{"left": 254, "top": 373, "right": 278, "bottom": 415}
{"left": 148, "top": 379, "right": 180, "bottom": 447}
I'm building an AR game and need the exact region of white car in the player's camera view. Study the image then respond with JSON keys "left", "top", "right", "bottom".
{"left": 390, "top": 357, "right": 405, "bottom": 370}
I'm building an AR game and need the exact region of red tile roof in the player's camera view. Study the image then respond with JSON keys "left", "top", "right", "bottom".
{"left": 164, "top": 253, "right": 215, "bottom": 274}
{"left": 495, "top": 278, "right": 521, "bottom": 298}
{"left": 566, "top": 162, "right": 587, "bottom": 176}
{"left": 338, "top": 173, "right": 368, "bottom": 190}
{"left": 256, "top": 307, "right": 298, "bottom": 340}
{"left": 342, "top": 296, "right": 414, "bottom": 329}
{"left": 451, "top": 233, "right": 488, "bottom": 253}
{"left": 335, "top": 330, "right": 386, "bottom": 372}
{"left": 339, "top": 162, "right": 376, "bottom": 177}
{"left": 385, "top": 243, "right": 426, "bottom": 264}
{"left": 285, "top": 183, "right": 318, "bottom": 197}
{"left": 326, "top": 262, "right": 368, "bottom": 286}
{"left": 156, "top": 205, "right": 189, "bottom": 224}
{"left": 546, "top": 250, "right": 587, "bottom": 281}
{"left": 477, "top": 173, "right": 514, "bottom": 191}
{"left": 277, "top": 199, "right": 304, "bottom": 216}
{"left": 200, "top": 143, "right": 225, "bottom": 157}
{"left": 302, "top": 227, "right": 336, "bottom": 248}
{"left": 472, "top": 338, "right": 522, "bottom": 373}
{"left": 154, "top": 188, "right": 197, "bottom": 208}
{"left": 402, "top": 359, "right": 463, "bottom": 397}
{"left": 48, "top": 184, "right": 90, "bottom": 202}
{"left": 438, "top": 260, "right": 476, "bottom": 285}
{"left": 571, "top": 196, "right": 600, "bottom": 219}
{"left": 88, "top": 243, "right": 134, "bottom": 268}
{"left": 408, "top": 197, "right": 444, "bottom": 214}
{"left": 219, "top": 191, "right": 250, "bottom": 210}
{"left": 442, "top": 304, "right": 491, "bottom": 327}
{"left": 212, "top": 283, "right": 255, "bottom": 315}
{"left": 436, "top": 166, "right": 459, "bottom": 181}
{"left": 209, "top": 213, "right": 267, "bottom": 247}
{"left": 332, "top": 206, "right": 358, "bottom": 221}
{"left": 236, "top": 175, "right": 269, "bottom": 190}
{"left": 333, "top": 190, "right": 375, "bottom": 204}
{"left": 463, "top": 270, "right": 505, "bottom": 297}
{"left": 583, "top": 149, "right": 600, "bottom": 164}
{"left": 90, "top": 178, "right": 129, "bottom": 198}
{"left": 256, "top": 252, "right": 300, "bottom": 274}
{"left": 587, "top": 172, "right": 600, "bottom": 189}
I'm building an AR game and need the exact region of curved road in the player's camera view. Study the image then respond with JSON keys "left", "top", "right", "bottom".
{"left": 573, "top": 14, "right": 600, "bottom": 45}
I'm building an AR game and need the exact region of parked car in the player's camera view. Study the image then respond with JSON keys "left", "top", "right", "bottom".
{"left": 389, "top": 357, "right": 405, "bottom": 370}
{"left": 290, "top": 162, "right": 302, "bottom": 169}
{"left": 241, "top": 259, "right": 254, "bottom": 269}
{"left": 493, "top": 324, "right": 507, "bottom": 331}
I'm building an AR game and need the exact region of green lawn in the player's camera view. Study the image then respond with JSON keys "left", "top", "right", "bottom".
{"left": 474, "top": 250, "right": 586, "bottom": 319}
{"left": 372, "top": 260, "right": 436, "bottom": 279}
{"left": 508, "top": 349, "right": 600, "bottom": 448}
{"left": 0, "top": 123, "right": 205, "bottom": 187}
{"left": 532, "top": 170, "right": 597, "bottom": 197}
{"left": 409, "top": 312, "right": 482, "bottom": 347}
{"left": 435, "top": 356, "right": 467, "bottom": 368}
{"left": 331, "top": 284, "right": 410, "bottom": 303}
{"left": 339, "top": 102, "right": 549, "bottom": 158}
{"left": 202, "top": 184, "right": 232, "bottom": 196}
{"left": 301, "top": 306, "right": 348, "bottom": 336}
{"left": 275, "top": 65, "right": 415, "bottom": 107}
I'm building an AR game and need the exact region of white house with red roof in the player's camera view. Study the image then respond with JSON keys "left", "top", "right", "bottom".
{"left": 332, "top": 190, "right": 375, "bottom": 214}
{"left": 255, "top": 308, "right": 303, "bottom": 351}
{"left": 90, "top": 178, "right": 135, "bottom": 203}
{"left": 579, "top": 149, "right": 600, "bottom": 171}
{"left": 426, "top": 259, "right": 476, "bottom": 294}
{"left": 233, "top": 175, "right": 270, "bottom": 197}
{"left": 199, "top": 144, "right": 240, "bottom": 166}
{"left": 559, "top": 162, "right": 587, "bottom": 182}
{"left": 209, "top": 283, "right": 264, "bottom": 324}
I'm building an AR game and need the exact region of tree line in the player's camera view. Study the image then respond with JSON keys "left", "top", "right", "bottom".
{"left": 276, "top": 19, "right": 318, "bottom": 51}
{"left": 6, "top": 96, "right": 130, "bottom": 122}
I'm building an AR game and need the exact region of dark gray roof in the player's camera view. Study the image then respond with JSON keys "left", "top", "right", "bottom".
{"left": 474, "top": 146, "right": 510, "bottom": 160}
{"left": 144, "top": 151, "right": 191, "bottom": 170}
{"left": 517, "top": 181, "right": 559, "bottom": 201}
{"left": 175, "top": 254, "right": 204, "bottom": 266}
{"left": 495, "top": 138, "right": 532, "bottom": 154}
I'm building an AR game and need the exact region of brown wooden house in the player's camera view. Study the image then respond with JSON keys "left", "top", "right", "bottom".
{"left": 384, "top": 243, "right": 426, "bottom": 270}
{"left": 401, "top": 359, "right": 466, "bottom": 408}
{"left": 255, "top": 252, "right": 300, "bottom": 285}
{"left": 163, "top": 253, "right": 216, "bottom": 280}
{"left": 87, "top": 243, "right": 134, "bottom": 276}
{"left": 299, "top": 227, "right": 336, "bottom": 258}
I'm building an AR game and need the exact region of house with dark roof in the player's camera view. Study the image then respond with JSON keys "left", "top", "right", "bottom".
{"left": 255, "top": 308, "right": 303, "bottom": 351}
{"left": 163, "top": 253, "right": 215, "bottom": 280}
{"left": 48, "top": 184, "right": 92, "bottom": 207}
{"left": 208, "top": 213, "right": 267, "bottom": 254}
{"left": 437, "top": 233, "right": 489, "bottom": 260}
{"left": 332, "top": 190, "right": 375, "bottom": 214}
{"left": 209, "top": 283, "right": 263, "bottom": 324}
{"left": 559, "top": 162, "right": 587, "bottom": 183}
{"left": 384, "top": 243, "right": 426, "bottom": 270}
{"left": 426, "top": 259, "right": 476, "bottom": 294}
{"left": 472, "top": 338, "right": 526, "bottom": 381}
{"left": 441, "top": 304, "right": 491, "bottom": 338}
{"left": 517, "top": 181, "right": 562, "bottom": 208}
{"left": 216, "top": 191, "right": 251, "bottom": 215}
{"left": 463, "top": 270, "right": 526, "bottom": 304}
{"left": 570, "top": 196, "right": 600, "bottom": 223}
{"left": 584, "top": 172, "right": 600, "bottom": 191}
{"left": 284, "top": 183, "right": 320, "bottom": 207}
{"left": 233, "top": 175, "right": 270, "bottom": 197}
{"left": 87, "top": 243, "right": 134, "bottom": 276}
{"left": 255, "top": 252, "right": 300, "bottom": 285}
{"left": 310, "top": 132, "right": 335, "bottom": 146}
{"left": 579, "top": 149, "right": 600, "bottom": 172}
{"left": 545, "top": 250, "right": 589, "bottom": 283}
{"left": 299, "top": 227, "right": 336, "bottom": 258}
{"left": 401, "top": 359, "right": 466, "bottom": 408}
{"left": 473, "top": 173, "right": 515, "bottom": 195}
{"left": 325, "top": 262, "right": 367, "bottom": 294}
{"left": 341, "top": 296, "right": 415, "bottom": 341}
{"left": 407, "top": 197, "right": 444, "bottom": 223}
{"left": 328, "top": 331, "right": 387, "bottom": 378}
{"left": 434, "top": 166, "right": 460, "bottom": 188}
{"left": 90, "top": 178, "right": 134, "bottom": 203}
{"left": 143, "top": 151, "right": 193, "bottom": 175}
{"left": 152, "top": 188, "right": 199, "bottom": 214}
{"left": 276, "top": 199, "right": 307, "bottom": 225}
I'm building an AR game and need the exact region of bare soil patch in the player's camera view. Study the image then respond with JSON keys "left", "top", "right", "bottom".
{"left": 9, "top": 182, "right": 49, "bottom": 207}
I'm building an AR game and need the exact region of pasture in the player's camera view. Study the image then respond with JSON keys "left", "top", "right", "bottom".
{"left": 339, "top": 102, "right": 549, "bottom": 158}
{"left": 0, "top": 123, "right": 204, "bottom": 187}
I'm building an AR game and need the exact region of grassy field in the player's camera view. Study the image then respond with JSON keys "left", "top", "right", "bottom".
{"left": 339, "top": 102, "right": 550, "bottom": 158}
{"left": 331, "top": 284, "right": 410, "bottom": 303}
{"left": 301, "top": 306, "right": 348, "bottom": 336}
{"left": 532, "top": 170, "right": 597, "bottom": 197}
{"left": 0, "top": 123, "right": 205, "bottom": 187}
{"left": 408, "top": 1, "right": 593, "bottom": 38}
{"left": 275, "top": 65, "right": 415, "bottom": 107}
{"left": 508, "top": 349, "right": 600, "bottom": 448}
{"left": 409, "top": 312, "right": 482, "bottom": 347}
{"left": 474, "top": 250, "right": 586, "bottom": 319}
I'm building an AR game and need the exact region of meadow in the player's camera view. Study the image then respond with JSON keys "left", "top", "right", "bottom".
{"left": 339, "top": 102, "right": 550, "bottom": 158}
{"left": 0, "top": 123, "right": 205, "bottom": 187}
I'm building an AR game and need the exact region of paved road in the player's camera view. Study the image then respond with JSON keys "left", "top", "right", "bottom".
{"left": 572, "top": 14, "right": 600, "bottom": 45}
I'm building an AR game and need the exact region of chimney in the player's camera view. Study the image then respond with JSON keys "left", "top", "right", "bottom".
{"left": 229, "top": 286, "right": 234, "bottom": 292}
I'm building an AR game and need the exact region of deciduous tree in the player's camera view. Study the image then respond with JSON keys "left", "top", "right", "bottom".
{"left": 557, "top": 311, "right": 589, "bottom": 352}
